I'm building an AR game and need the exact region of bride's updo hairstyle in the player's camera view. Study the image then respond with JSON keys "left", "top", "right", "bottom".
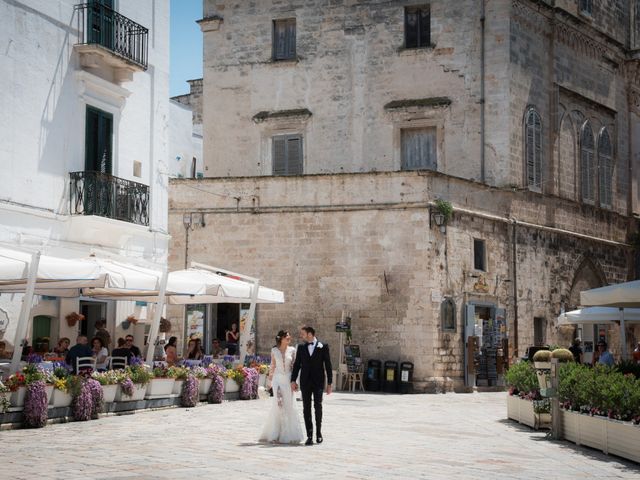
{"left": 275, "top": 330, "right": 289, "bottom": 346}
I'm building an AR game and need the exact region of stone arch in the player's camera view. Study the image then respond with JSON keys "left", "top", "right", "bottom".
{"left": 567, "top": 257, "right": 607, "bottom": 310}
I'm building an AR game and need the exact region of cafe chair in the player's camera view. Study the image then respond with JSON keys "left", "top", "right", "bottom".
{"left": 76, "top": 356, "right": 96, "bottom": 373}
{"left": 108, "top": 356, "right": 128, "bottom": 370}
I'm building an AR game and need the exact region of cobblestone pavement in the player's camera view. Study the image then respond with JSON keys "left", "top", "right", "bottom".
{"left": 1, "top": 392, "right": 638, "bottom": 479}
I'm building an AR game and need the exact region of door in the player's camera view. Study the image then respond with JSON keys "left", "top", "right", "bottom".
{"left": 88, "top": 0, "right": 114, "bottom": 49}
{"left": 85, "top": 106, "right": 113, "bottom": 217}
{"left": 32, "top": 315, "right": 51, "bottom": 353}
{"left": 80, "top": 300, "right": 106, "bottom": 340}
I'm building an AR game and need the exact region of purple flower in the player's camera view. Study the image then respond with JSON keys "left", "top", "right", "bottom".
{"left": 120, "top": 378, "right": 135, "bottom": 397}
{"left": 207, "top": 374, "right": 224, "bottom": 404}
{"left": 24, "top": 380, "right": 48, "bottom": 428}
{"left": 86, "top": 378, "right": 104, "bottom": 418}
{"left": 240, "top": 367, "right": 259, "bottom": 400}
{"left": 26, "top": 353, "right": 43, "bottom": 365}
{"left": 181, "top": 375, "right": 199, "bottom": 407}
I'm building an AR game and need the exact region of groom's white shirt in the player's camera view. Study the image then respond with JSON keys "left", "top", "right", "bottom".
{"left": 307, "top": 337, "right": 317, "bottom": 356}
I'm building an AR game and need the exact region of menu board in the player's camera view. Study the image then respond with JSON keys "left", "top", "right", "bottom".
{"left": 344, "top": 344, "right": 362, "bottom": 373}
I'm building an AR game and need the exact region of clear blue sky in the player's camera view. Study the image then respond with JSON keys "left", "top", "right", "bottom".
{"left": 170, "top": 0, "right": 203, "bottom": 97}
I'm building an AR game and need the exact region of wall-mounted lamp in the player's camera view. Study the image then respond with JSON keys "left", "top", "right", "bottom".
{"left": 183, "top": 212, "right": 206, "bottom": 230}
{"left": 429, "top": 207, "right": 447, "bottom": 234}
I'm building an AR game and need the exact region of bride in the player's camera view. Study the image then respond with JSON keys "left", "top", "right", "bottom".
{"left": 259, "top": 330, "right": 305, "bottom": 444}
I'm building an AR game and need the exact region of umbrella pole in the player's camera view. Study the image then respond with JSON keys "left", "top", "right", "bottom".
{"left": 145, "top": 267, "right": 168, "bottom": 366}
{"left": 620, "top": 307, "right": 627, "bottom": 361}
{"left": 10, "top": 251, "right": 40, "bottom": 373}
{"left": 239, "top": 278, "right": 260, "bottom": 365}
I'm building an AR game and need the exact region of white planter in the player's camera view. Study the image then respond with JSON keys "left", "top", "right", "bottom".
{"left": 114, "top": 383, "right": 147, "bottom": 402}
{"left": 259, "top": 373, "right": 267, "bottom": 387}
{"left": 9, "top": 386, "right": 26, "bottom": 407}
{"left": 145, "top": 378, "right": 175, "bottom": 398}
{"left": 172, "top": 379, "right": 184, "bottom": 395}
{"left": 506, "top": 394, "right": 550, "bottom": 430}
{"left": 225, "top": 378, "right": 240, "bottom": 393}
{"left": 560, "top": 409, "right": 640, "bottom": 463}
{"left": 198, "top": 378, "right": 212, "bottom": 396}
{"left": 50, "top": 389, "right": 73, "bottom": 408}
{"left": 45, "top": 385, "right": 54, "bottom": 403}
{"left": 101, "top": 384, "right": 118, "bottom": 403}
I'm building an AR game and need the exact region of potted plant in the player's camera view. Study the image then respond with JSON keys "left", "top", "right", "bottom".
{"left": 91, "top": 370, "right": 119, "bottom": 403}
{"left": 69, "top": 376, "right": 103, "bottom": 421}
{"left": 206, "top": 364, "right": 225, "bottom": 404}
{"left": 5, "top": 372, "right": 27, "bottom": 408}
{"left": 50, "top": 366, "right": 73, "bottom": 408}
{"left": 167, "top": 365, "right": 189, "bottom": 395}
{"left": 180, "top": 373, "right": 199, "bottom": 407}
{"left": 145, "top": 366, "right": 176, "bottom": 399}
{"left": 224, "top": 366, "right": 245, "bottom": 394}
{"left": 65, "top": 311, "right": 84, "bottom": 327}
{"left": 191, "top": 366, "right": 212, "bottom": 397}
{"left": 240, "top": 367, "right": 259, "bottom": 400}
{"left": 0, "top": 380, "right": 10, "bottom": 413}
{"left": 114, "top": 363, "right": 151, "bottom": 402}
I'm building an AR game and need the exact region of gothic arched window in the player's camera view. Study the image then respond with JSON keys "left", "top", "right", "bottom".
{"left": 525, "top": 108, "right": 542, "bottom": 190}
{"left": 580, "top": 121, "right": 596, "bottom": 203}
{"left": 597, "top": 127, "right": 613, "bottom": 208}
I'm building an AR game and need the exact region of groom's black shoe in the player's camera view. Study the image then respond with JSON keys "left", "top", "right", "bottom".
{"left": 316, "top": 435, "right": 323, "bottom": 444}
{"left": 305, "top": 437, "right": 313, "bottom": 446}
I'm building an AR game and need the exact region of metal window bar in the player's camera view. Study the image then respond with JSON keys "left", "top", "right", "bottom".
{"left": 75, "top": 3, "right": 149, "bottom": 70}
{"left": 70, "top": 171, "right": 149, "bottom": 226}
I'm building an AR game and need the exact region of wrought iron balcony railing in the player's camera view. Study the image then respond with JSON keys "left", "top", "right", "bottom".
{"left": 75, "top": 3, "right": 148, "bottom": 70}
{"left": 70, "top": 171, "right": 149, "bottom": 226}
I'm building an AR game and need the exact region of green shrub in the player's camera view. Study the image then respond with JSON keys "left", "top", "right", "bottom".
{"left": 532, "top": 350, "right": 552, "bottom": 362}
{"left": 615, "top": 360, "right": 640, "bottom": 379}
{"left": 550, "top": 348, "right": 574, "bottom": 362}
{"left": 505, "top": 361, "right": 538, "bottom": 396}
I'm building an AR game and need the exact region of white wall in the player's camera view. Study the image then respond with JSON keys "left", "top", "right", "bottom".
{"left": 169, "top": 100, "right": 204, "bottom": 179}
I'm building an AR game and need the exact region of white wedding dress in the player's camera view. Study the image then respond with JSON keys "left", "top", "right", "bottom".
{"left": 259, "top": 346, "right": 305, "bottom": 444}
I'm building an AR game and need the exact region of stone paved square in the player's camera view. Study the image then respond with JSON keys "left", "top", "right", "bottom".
{"left": 1, "top": 392, "right": 638, "bottom": 479}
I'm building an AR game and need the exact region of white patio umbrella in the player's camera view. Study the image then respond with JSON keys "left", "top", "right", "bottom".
{"left": 557, "top": 307, "right": 640, "bottom": 325}
{"left": 579, "top": 280, "right": 640, "bottom": 359}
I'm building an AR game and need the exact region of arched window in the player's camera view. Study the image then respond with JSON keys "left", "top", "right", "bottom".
{"left": 580, "top": 122, "right": 595, "bottom": 203}
{"left": 525, "top": 108, "right": 542, "bottom": 190}
{"left": 597, "top": 128, "right": 613, "bottom": 208}
{"left": 441, "top": 298, "right": 456, "bottom": 332}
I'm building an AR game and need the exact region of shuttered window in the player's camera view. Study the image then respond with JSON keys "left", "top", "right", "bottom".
{"left": 273, "top": 18, "right": 296, "bottom": 61}
{"left": 405, "top": 6, "right": 430, "bottom": 48}
{"left": 598, "top": 128, "right": 613, "bottom": 208}
{"left": 401, "top": 127, "right": 437, "bottom": 171}
{"left": 272, "top": 134, "right": 303, "bottom": 175}
{"left": 580, "top": 122, "right": 596, "bottom": 204}
{"left": 580, "top": 0, "right": 593, "bottom": 15}
{"left": 85, "top": 106, "right": 113, "bottom": 174}
{"left": 525, "top": 108, "right": 542, "bottom": 190}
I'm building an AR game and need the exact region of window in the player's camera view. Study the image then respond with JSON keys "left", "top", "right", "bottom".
{"left": 524, "top": 108, "right": 542, "bottom": 190}
{"left": 441, "top": 298, "right": 456, "bottom": 332}
{"left": 401, "top": 127, "right": 436, "bottom": 170}
{"left": 580, "top": 121, "right": 595, "bottom": 203}
{"left": 579, "top": 0, "right": 593, "bottom": 15}
{"left": 85, "top": 106, "right": 113, "bottom": 173}
{"left": 273, "top": 18, "right": 296, "bottom": 61}
{"left": 473, "top": 239, "right": 486, "bottom": 271}
{"left": 405, "top": 6, "right": 430, "bottom": 48}
{"left": 272, "top": 134, "right": 303, "bottom": 175}
{"left": 597, "top": 128, "right": 613, "bottom": 208}
{"left": 133, "top": 161, "right": 142, "bottom": 178}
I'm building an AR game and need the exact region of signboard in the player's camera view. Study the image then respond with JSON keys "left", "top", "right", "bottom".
{"left": 344, "top": 344, "right": 362, "bottom": 373}
{"left": 240, "top": 304, "right": 256, "bottom": 355}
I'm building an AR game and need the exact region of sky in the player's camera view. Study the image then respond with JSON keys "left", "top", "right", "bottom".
{"left": 170, "top": 0, "right": 203, "bottom": 97}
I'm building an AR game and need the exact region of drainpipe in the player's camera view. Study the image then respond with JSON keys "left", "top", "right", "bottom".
{"left": 480, "top": 0, "right": 486, "bottom": 184}
{"left": 511, "top": 220, "right": 519, "bottom": 359}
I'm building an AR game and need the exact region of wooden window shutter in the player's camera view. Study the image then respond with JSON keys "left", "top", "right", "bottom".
{"left": 273, "top": 19, "right": 295, "bottom": 60}
{"left": 401, "top": 128, "right": 436, "bottom": 171}
{"left": 405, "top": 9, "right": 418, "bottom": 48}
{"left": 287, "top": 136, "right": 303, "bottom": 175}
{"left": 272, "top": 136, "right": 287, "bottom": 175}
{"left": 286, "top": 20, "right": 296, "bottom": 59}
{"left": 85, "top": 106, "right": 113, "bottom": 174}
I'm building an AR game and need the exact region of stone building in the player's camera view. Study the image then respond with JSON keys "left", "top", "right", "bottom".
{"left": 169, "top": 79, "right": 204, "bottom": 179}
{"left": 0, "top": 0, "right": 170, "bottom": 355}
{"left": 169, "top": 0, "right": 639, "bottom": 391}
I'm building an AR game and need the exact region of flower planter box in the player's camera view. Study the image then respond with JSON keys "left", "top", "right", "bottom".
{"left": 50, "top": 389, "right": 73, "bottom": 408}
{"left": 198, "top": 378, "right": 212, "bottom": 397}
{"left": 9, "top": 386, "right": 26, "bottom": 408}
{"left": 145, "top": 378, "right": 175, "bottom": 399}
{"left": 172, "top": 380, "right": 184, "bottom": 395}
{"left": 225, "top": 378, "right": 240, "bottom": 393}
{"left": 114, "top": 383, "right": 146, "bottom": 402}
{"left": 506, "top": 394, "right": 550, "bottom": 430}
{"left": 560, "top": 410, "right": 640, "bottom": 463}
{"left": 45, "top": 385, "right": 54, "bottom": 403}
{"left": 101, "top": 384, "right": 118, "bottom": 403}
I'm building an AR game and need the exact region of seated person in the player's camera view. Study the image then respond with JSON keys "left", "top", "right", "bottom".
{"left": 211, "top": 338, "right": 226, "bottom": 358}
{"left": 111, "top": 337, "right": 134, "bottom": 366}
{"left": 164, "top": 336, "right": 178, "bottom": 366}
{"left": 92, "top": 337, "right": 109, "bottom": 371}
{"left": 53, "top": 337, "right": 71, "bottom": 357}
{"left": 185, "top": 339, "right": 203, "bottom": 360}
{"left": 65, "top": 335, "right": 94, "bottom": 374}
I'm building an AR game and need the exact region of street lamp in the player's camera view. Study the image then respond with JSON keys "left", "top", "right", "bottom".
{"left": 430, "top": 208, "right": 447, "bottom": 234}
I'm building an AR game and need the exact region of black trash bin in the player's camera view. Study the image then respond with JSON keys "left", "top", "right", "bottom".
{"left": 399, "top": 361, "right": 414, "bottom": 394}
{"left": 383, "top": 360, "right": 398, "bottom": 393}
{"left": 366, "top": 359, "right": 382, "bottom": 391}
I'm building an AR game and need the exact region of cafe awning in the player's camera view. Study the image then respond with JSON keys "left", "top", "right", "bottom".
{"left": 557, "top": 307, "right": 640, "bottom": 325}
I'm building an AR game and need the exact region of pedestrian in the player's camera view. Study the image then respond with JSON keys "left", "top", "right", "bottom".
{"left": 568, "top": 337, "right": 583, "bottom": 363}
{"left": 596, "top": 341, "right": 614, "bottom": 367}
{"left": 164, "top": 336, "right": 178, "bottom": 366}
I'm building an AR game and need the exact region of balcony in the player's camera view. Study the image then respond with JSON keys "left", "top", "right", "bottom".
{"left": 70, "top": 171, "right": 149, "bottom": 226}
{"left": 74, "top": 3, "right": 148, "bottom": 82}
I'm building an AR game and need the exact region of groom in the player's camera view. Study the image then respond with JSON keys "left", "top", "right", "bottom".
{"left": 291, "top": 325, "right": 332, "bottom": 445}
